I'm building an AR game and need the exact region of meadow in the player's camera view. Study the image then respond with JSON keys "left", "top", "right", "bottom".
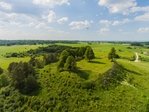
{"left": 0, "top": 42, "right": 149, "bottom": 112}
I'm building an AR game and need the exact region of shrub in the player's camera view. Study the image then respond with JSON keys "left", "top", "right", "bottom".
{"left": 130, "top": 55, "right": 136, "bottom": 61}
{"left": 0, "top": 67, "right": 3, "bottom": 75}
{"left": 0, "top": 75, "right": 9, "bottom": 87}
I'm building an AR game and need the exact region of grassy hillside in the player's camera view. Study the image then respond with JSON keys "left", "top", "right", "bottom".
{"left": 0, "top": 43, "right": 149, "bottom": 112}
{"left": 0, "top": 45, "right": 45, "bottom": 69}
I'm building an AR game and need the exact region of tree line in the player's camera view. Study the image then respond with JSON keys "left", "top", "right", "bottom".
{"left": 57, "top": 46, "right": 95, "bottom": 71}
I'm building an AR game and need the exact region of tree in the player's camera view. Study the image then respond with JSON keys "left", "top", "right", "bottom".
{"left": 24, "top": 75, "right": 38, "bottom": 93}
{"left": 85, "top": 46, "right": 95, "bottom": 61}
{"left": 64, "top": 56, "right": 76, "bottom": 71}
{"left": 43, "top": 54, "right": 57, "bottom": 65}
{"left": 8, "top": 62, "right": 38, "bottom": 94}
{"left": 108, "top": 47, "right": 119, "bottom": 62}
{"left": 8, "top": 62, "right": 18, "bottom": 73}
{"left": 57, "top": 50, "right": 70, "bottom": 71}
{"left": 77, "top": 47, "right": 86, "bottom": 58}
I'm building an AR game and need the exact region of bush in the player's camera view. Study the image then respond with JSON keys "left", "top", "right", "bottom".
{"left": 130, "top": 55, "right": 136, "bottom": 61}
{"left": 0, "top": 75, "right": 9, "bottom": 87}
{"left": 35, "top": 59, "right": 44, "bottom": 69}
{"left": 0, "top": 67, "right": 3, "bottom": 75}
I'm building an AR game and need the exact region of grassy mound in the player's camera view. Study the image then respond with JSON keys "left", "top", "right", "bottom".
{"left": 101, "top": 62, "right": 127, "bottom": 89}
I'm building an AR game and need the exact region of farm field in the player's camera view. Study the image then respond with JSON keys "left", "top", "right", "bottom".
{"left": 0, "top": 42, "right": 149, "bottom": 112}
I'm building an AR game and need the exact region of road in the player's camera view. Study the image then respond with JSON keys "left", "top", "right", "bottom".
{"left": 135, "top": 52, "right": 139, "bottom": 62}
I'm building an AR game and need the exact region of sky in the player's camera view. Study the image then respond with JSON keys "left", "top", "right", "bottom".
{"left": 0, "top": 0, "right": 149, "bottom": 41}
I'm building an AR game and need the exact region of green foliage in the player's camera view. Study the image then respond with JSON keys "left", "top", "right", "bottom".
{"left": 0, "top": 74, "right": 9, "bottom": 87}
{"left": 24, "top": 75, "right": 38, "bottom": 93}
{"left": 0, "top": 43, "right": 149, "bottom": 112}
{"left": 0, "top": 67, "right": 3, "bottom": 75}
{"left": 43, "top": 53, "right": 57, "bottom": 65}
{"left": 35, "top": 59, "right": 44, "bottom": 69}
{"left": 108, "top": 47, "right": 120, "bottom": 62}
{"left": 101, "top": 62, "right": 126, "bottom": 89}
{"left": 8, "top": 62, "right": 38, "bottom": 94}
{"left": 85, "top": 46, "right": 95, "bottom": 61}
{"left": 29, "top": 56, "right": 44, "bottom": 68}
{"left": 77, "top": 47, "right": 87, "bottom": 58}
{"left": 64, "top": 56, "right": 76, "bottom": 71}
{"left": 130, "top": 55, "right": 136, "bottom": 61}
{"left": 57, "top": 50, "right": 70, "bottom": 71}
{"left": 29, "top": 56, "right": 36, "bottom": 66}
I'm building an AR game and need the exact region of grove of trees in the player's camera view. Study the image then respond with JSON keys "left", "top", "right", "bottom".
{"left": 57, "top": 46, "right": 95, "bottom": 71}
{"left": 8, "top": 62, "right": 38, "bottom": 94}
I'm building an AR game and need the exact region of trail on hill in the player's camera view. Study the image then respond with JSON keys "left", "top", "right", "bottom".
{"left": 135, "top": 52, "right": 139, "bottom": 62}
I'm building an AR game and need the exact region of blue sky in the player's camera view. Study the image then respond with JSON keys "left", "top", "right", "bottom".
{"left": 0, "top": 0, "right": 149, "bottom": 41}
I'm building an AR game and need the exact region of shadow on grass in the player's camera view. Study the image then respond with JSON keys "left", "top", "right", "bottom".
{"left": 124, "top": 68, "right": 142, "bottom": 75}
{"left": 95, "top": 57, "right": 102, "bottom": 59}
{"left": 74, "top": 69, "right": 90, "bottom": 80}
{"left": 89, "top": 60, "right": 105, "bottom": 64}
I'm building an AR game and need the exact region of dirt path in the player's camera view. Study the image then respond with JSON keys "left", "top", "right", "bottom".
{"left": 135, "top": 52, "right": 139, "bottom": 62}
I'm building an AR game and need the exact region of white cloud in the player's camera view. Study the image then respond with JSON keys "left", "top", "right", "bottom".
{"left": 35, "top": 22, "right": 48, "bottom": 29}
{"left": 33, "top": 0, "right": 70, "bottom": 7}
{"left": 0, "top": 2, "right": 12, "bottom": 11}
{"left": 131, "top": 6, "right": 149, "bottom": 13}
{"left": 99, "top": 19, "right": 130, "bottom": 26}
{"left": 0, "top": 11, "right": 36, "bottom": 26}
{"left": 57, "top": 17, "right": 68, "bottom": 24}
{"left": 47, "top": 10, "right": 56, "bottom": 23}
{"left": 112, "top": 19, "right": 130, "bottom": 26}
{"left": 98, "top": 0, "right": 137, "bottom": 15}
{"left": 0, "top": 11, "right": 52, "bottom": 30}
{"left": 135, "top": 13, "right": 149, "bottom": 21}
{"left": 42, "top": 10, "right": 56, "bottom": 23}
{"left": 138, "top": 27, "right": 149, "bottom": 33}
{"left": 69, "top": 20, "right": 91, "bottom": 30}
{"left": 99, "top": 20, "right": 111, "bottom": 26}
{"left": 99, "top": 28, "right": 110, "bottom": 33}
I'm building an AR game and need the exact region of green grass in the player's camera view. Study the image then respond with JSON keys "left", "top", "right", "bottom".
{"left": 77, "top": 58, "right": 112, "bottom": 80}
{"left": 1, "top": 43, "right": 149, "bottom": 112}
{"left": 0, "top": 45, "right": 45, "bottom": 69}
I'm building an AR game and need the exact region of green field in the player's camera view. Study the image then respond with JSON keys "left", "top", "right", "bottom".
{"left": 0, "top": 42, "right": 149, "bottom": 112}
